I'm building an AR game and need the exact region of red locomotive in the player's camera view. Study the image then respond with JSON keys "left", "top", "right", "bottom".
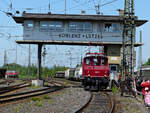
{"left": 82, "top": 52, "right": 110, "bottom": 90}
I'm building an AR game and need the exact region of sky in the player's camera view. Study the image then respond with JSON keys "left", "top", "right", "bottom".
{"left": 0, "top": 0, "right": 149, "bottom": 68}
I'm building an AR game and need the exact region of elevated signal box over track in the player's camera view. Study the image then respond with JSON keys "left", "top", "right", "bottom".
{"left": 12, "top": 12, "right": 147, "bottom": 79}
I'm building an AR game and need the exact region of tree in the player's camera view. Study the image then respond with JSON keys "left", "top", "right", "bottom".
{"left": 2, "top": 63, "right": 67, "bottom": 78}
{"left": 143, "top": 58, "right": 150, "bottom": 65}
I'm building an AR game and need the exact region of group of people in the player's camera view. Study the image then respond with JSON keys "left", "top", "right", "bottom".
{"left": 118, "top": 72, "right": 150, "bottom": 106}
{"left": 119, "top": 74, "right": 136, "bottom": 97}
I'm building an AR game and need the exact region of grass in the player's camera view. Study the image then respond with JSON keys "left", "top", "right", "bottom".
{"left": 48, "top": 98, "right": 53, "bottom": 104}
{"left": 32, "top": 97, "right": 42, "bottom": 101}
{"left": 112, "top": 86, "right": 118, "bottom": 94}
{"left": 14, "top": 106, "right": 19, "bottom": 113}
{"left": 18, "top": 80, "right": 23, "bottom": 83}
{"left": 42, "top": 95, "right": 51, "bottom": 99}
{"left": 36, "top": 101, "right": 43, "bottom": 107}
{"left": 19, "top": 75, "right": 36, "bottom": 79}
{"left": 32, "top": 97, "right": 43, "bottom": 107}
{"left": 63, "top": 82, "right": 68, "bottom": 85}
{"left": 32, "top": 95, "right": 53, "bottom": 107}
{"left": 56, "top": 93, "right": 61, "bottom": 96}
{"left": 125, "top": 106, "right": 129, "bottom": 111}
{"left": 29, "top": 85, "right": 41, "bottom": 89}
{"left": 44, "top": 82, "right": 49, "bottom": 86}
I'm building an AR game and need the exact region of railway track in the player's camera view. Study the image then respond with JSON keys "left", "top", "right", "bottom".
{"left": 0, "top": 86, "right": 64, "bottom": 104}
{"left": 75, "top": 91, "right": 115, "bottom": 113}
{"left": 0, "top": 79, "right": 14, "bottom": 85}
{"left": 51, "top": 78, "right": 82, "bottom": 87}
{"left": 0, "top": 80, "right": 65, "bottom": 104}
{"left": 0, "top": 82, "right": 30, "bottom": 95}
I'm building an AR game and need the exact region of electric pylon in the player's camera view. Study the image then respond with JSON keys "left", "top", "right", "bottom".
{"left": 122, "top": 0, "right": 135, "bottom": 79}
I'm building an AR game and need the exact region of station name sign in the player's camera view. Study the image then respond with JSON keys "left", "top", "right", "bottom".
{"left": 24, "top": 31, "right": 122, "bottom": 42}
{"left": 58, "top": 33, "right": 103, "bottom": 39}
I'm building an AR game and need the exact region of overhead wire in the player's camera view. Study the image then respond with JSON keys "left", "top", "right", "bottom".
{"left": 58, "top": 0, "right": 93, "bottom": 13}
{"left": 15, "top": 0, "right": 64, "bottom": 13}
{"left": 73, "top": 0, "right": 80, "bottom": 4}
{"left": 100, "top": 0, "right": 119, "bottom": 7}
{"left": 92, "top": 0, "right": 96, "bottom": 6}
{"left": 92, "top": 0, "right": 99, "bottom": 14}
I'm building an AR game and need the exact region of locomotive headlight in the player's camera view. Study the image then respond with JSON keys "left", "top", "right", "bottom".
{"left": 88, "top": 74, "right": 90, "bottom": 77}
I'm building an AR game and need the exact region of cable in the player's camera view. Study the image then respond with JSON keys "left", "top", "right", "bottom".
{"left": 92, "top": 0, "right": 96, "bottom": 6}
{"left": 73, "top": 0, "right": 80, "bottom": 4}
{"left": 58, "top": 0, "right": 93, "bottom": 13}
{"left": 100, "top": 0, "right": 119, "bottom": 7}
{"left": 15, "top": 0, "right": 64, "bottom": 12}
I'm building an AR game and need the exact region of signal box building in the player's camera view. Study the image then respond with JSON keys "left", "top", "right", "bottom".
{"left": 13, "top": 12, "right": 147, "bottom": 77}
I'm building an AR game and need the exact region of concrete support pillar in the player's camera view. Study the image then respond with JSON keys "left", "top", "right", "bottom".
{"left": 37, "top": 44, "right": 42, "bottom": 80}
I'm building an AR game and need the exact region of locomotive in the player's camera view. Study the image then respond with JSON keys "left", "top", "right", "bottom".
{"left": 82, "top": 52, "right": 110, "bottom": 90}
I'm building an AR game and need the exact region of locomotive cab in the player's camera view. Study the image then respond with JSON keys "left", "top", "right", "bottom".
{"left": 82, "top": 52, "right": 110, "bottom": 90}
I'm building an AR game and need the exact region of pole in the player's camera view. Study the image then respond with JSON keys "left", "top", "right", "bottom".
{"left": 130, "top": 0, "right": 135, "bottom": 76}
{"left": 121, "top": 0, "right": 128, "bottom": 80}
{"left": 139, "top": 30, "right": 142, "bottom": 76}
{"left": 4, "top": 50, "right": 7, "bottom": 66}
{"left": 122, "top": 0, "right": 135, "bottom": 78}
{"left": 37, "top": 44, "right": 42, "bottom": 80}
{"left": 65, "top": 0, "right": 66, "bottom": 14}
{"left": 121, "top": 0, "right": 136, "bottom": 97}
{"left": 28, "top": 44, "right": 31, "bottom": 66}
{"left": 28, "top": 44, "right": 31, "bottom": 75}
{"left": 15, "top": 44, "right": 17, "bottom": 71}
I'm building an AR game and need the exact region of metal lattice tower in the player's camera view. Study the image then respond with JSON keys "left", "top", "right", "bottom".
{"left": 122, "top": 0, "right": 135, "bottom": 78}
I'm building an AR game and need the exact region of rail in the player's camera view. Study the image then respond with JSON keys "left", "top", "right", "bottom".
{"left": 75, "top": 91, "right": 115, "bottom": 113}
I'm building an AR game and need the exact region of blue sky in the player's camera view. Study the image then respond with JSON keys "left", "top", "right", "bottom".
{"left": 0, "top": 0, "right": 149, "bottom": 68}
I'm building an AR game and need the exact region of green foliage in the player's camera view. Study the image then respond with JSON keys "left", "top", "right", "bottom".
{"left": 47, "top": 65, "right": 68, "bottom": 77}
{"left": 42, "top": 95, "right": 51, "bottom": 99}
{"left": 36, "top": 101, "right": 42, "bottom": 107}
{"left": 44, "top": 82, "right": 49, "bottom": 86}
{"left": 48, "top": 98, "right": 53, "bottom": 104}
{"left": 14, "top": 106, "right": 19, "bottom": 113}
{"left": 2, "top": 63, "right": 67, "bottom": 79}
{"left": 32, "top": 97, "right": 41, "bottom": 101}
{"left": 143, "top": 58, "right": 150, "bottom": 65}
{"left": 112, "top": 86, "right": 118, "bottom": 94}
{"left": 76, "top": 64, "right": 82, "bottom": 67}
{"left": 125, "top": 106, "right": 129, "bottom": 111}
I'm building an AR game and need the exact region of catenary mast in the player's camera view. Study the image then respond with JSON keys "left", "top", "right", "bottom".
{"left": 122, "top": 0, "right": 135, "bottom": 78}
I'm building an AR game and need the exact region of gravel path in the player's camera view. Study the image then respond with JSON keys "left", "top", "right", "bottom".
{"left": 0, "top": 87, "right": 91, "bottom": 113}
{"left": 114, "top": 93, "right": 150, "bottom": 113}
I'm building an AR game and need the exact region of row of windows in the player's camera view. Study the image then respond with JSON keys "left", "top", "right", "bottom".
{"left": 40, "top": 21, "right": 63, "bottom": 32}
{"left": 25, "top": 21, "right": 121, "bottom": 33}
{"left": 69, "top": 22, "right": 92, "bottom": 32}
{"left": 85, "top": 58, "right": 106, "bottom": 66}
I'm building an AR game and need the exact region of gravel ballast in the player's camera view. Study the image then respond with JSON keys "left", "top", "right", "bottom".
{"left": 0, "top": 87, "right": 91, "bottom": 113}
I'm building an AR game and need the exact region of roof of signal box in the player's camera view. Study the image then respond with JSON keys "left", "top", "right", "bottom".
{"left": 13, "top": 12, "right": 147, "bottom": 27}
